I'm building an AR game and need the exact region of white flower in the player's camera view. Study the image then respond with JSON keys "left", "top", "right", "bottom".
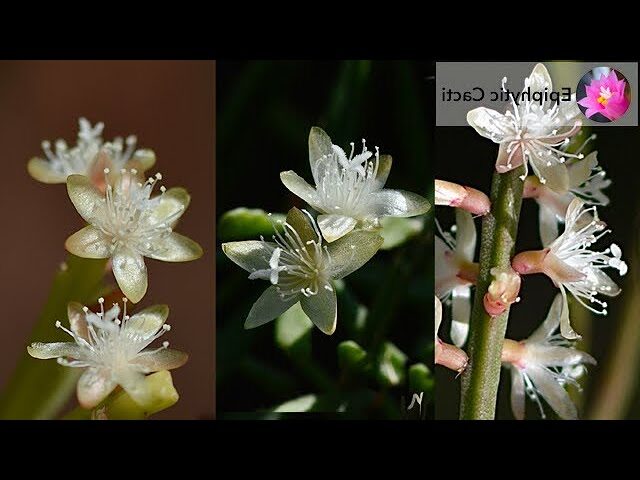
{"left": 512, "top": 198, "right": 627, "bottom": 339}
{"left": 435, "top": 209, "right": 477, "bottom": 347}
{"left": 502, "top": 294, "right": 596, "bottom": 420}
{"left": 27, "top": 298, "right": 187, "bottom": 409}
{"left": 524, "top": 150, "right": 611, "bottom": 246}
{"left": 28, "top": 117, "right": 156, "bottom": 186}
{"left": 222, "top": 207, "right": 383, "bottom": 335}
{"left": 467, "top": 63, "right": 582, "bottom": 192}
{"left": 280, "top": 127, "right": 430, "bottom": 242}
{"left": 65, "top": 169, "right": 203, "bottom": 303}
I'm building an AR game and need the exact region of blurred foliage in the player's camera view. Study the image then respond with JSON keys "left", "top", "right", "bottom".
{"left": 217, "top": 61, "right": 433, "bottom": 419}
{"left": 218, "top": 208, "right": 285, "bottom": 242}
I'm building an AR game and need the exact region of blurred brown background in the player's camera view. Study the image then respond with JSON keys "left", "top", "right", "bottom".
{"left": 0, "top": 60, "right": 215, "bottom": 419}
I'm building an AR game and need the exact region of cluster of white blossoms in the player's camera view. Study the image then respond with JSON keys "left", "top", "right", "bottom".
{"left": 436, "top": 64, "right": 627, "bottom": 420}
{"left": 27, "top": 119, "right": 202, "bottom": 411}
{"left": 28, "top": 118, "right": 156, "bottom": 188}
{"left": 224, "top": 127, "right": 429, "bottom": 335}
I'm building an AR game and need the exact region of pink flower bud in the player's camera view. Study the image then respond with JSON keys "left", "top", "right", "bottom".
{"left": 483, "top": 266, "right": 521, "bottom": 317}
{"left": 512, "top": 249, "right": 549, "bottom": 275}
{"left": 435, "top": 339, "right": 468, "bottom": 374}
{"left": 435, "top": 179, "right": 490, "bottom": 216}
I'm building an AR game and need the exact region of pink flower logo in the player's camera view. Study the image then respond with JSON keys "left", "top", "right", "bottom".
{"left": 577, "top": 69, "right": 631, "bottom": 122}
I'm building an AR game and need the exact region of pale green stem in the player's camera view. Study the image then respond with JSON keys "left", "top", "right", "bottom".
{"left": 0, "top": 255, "right": 108, "bottom": 419}
{"left": 460, "top": 167, "right": 524, "bottom": 420}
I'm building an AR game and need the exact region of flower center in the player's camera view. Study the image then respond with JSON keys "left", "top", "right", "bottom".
{"left": 597, "top": 86, "right": 612, "bottom": 105}
{"left": 99, "top": 169, "right": 182, "bottom": 255}
{"left": 253, "top": 211, "right": 333, "bottom": 300}
{"left": 56, "top": 297, "right": 171, "bottom": 370}
{"left": 316, "top": 140, "right": 380, "bottom": 216}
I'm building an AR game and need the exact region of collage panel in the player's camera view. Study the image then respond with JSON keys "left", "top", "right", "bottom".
{"left": 0, "top": 60, "right": 215, "bottom": 420}
{"left": 435, "top": 62, "right": 639, "bottom": 420}
{"left": 216, "top": 60, "right": 433, "bottom": 419}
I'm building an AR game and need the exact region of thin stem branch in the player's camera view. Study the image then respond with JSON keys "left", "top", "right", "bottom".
{"left": 459, "top": 167, "right": 524, "bottom": 420}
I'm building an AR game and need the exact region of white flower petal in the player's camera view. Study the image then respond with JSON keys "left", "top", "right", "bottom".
{"left": 455, "top": 209, "right": 476, "bottom": 262}
{"left": 147, "top": 187, "right": 190, "bottom": 228}
{"left": 146, "top": 232, "right": 203, "bottom": 262}
{"left": 558, "top": 287, "right": 580, "bottom": 340}
{"left": 68, "top": 302, "right": 89, "bottom": 341}
{"left": 435, "top": 236, "right": 459, "bottom": 297}
{"left": 77, "top": 368, "right": 117, "bottom": 409}
{"left": 526, "top": 364, "right": 578, "bottom": 420}
{"left": 450, "top": 285, "right": 471, "bottom": 347}
{"left": 374, "top": 154, "right": 392, "bottom": 187}
{"left": 538, "top": 205, "right": 560, "bottom": 248}
{"left": 222, "top": 240, "right": 277, "bottom": 274}
{"left": 589, "top": 268, "right": 621, "bottom": 297}
{"left": 27, "top": 342, "right": 82, "bottom": 359}
{"left": 568, "top": 152, "right": 598, "bottom": 189}
{"left": 131, "top": 349, "right": 188, "bottom": 373}
{"left": 27, "top": 157, "right": 67, "bottom": 183}
{"left": 529, "top": 293, "right": 563, "bottom": 343}
{"left": 308, "top": 127, "right": 334, "bottom": 183}
{"left": 317, "top": 214, "right": 357, "bottom": 243}
{"left": 131, "top": 149, "right": 156, "bottom": 170}
{"left": 528, "top": 345, "right": 596, "bottom": 368}
{"left": 528, "top": 151, "right": 569, "bottom": 193}
{"left": 245, "top": 285, "right": 299, "bottom": 329}
{"left": 510, "top": 368, "right": 526, "bottom": 420}
{"left": 285, "top": 207, "right": 318, "bottom": 244}
{"left": 65, "top": 225, "right": 112, "bottom": 259}
{"left": 300, "top": 283, "right": 337, "bottom": 335}
{"left": 435, "top": 296, "right": 442, "bottom": 339}
{"left": 112, "top": 246, "right": 148, "bottom": 303}
{"left": 527, "top": 63, "right": 553, "bottom": 96}
{"left": 495, "top": 142, "right": 524, "bottom": 173}
{"left": 368, "top": 189, "right": 430, "bottom": 218}
{"left": 125, "top": 304, "right": 169, "bottom": 337}
{"left": 466, "top": 107, "right": 512, "bottom": 143}
{"left": 280, "top": 171, "right": 320, "bottom": 209}
{"left": 326, "top": 230, "right": 383, "bottom": 279}
{"left": 66, "top": 174, "right": 107, "bottom": 224}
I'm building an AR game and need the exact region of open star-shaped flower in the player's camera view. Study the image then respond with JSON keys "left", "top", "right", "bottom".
{"left": 467, "top": 63, "right": 582, "bottom": 192}
{"left": 512, "top": 198, "right": 627, "bottom": 339}
{"left": 502, "top": 294, "right": 596, "bottom": 420}
{"left": 524, "top": 150, "right": 611, "bottom": 246}
{"left": 222, "top": 207, "right": 383, "bottom": 335}
{"left": 435, "top": 209, "right": 478, "bottom": 347}
{"left": 65, "top": 168, "right": 203, "bottom": 303}
{"left": 280, "top": 127, "right": 430, "bottom": 242}
{"left": 577, "top": 69, "right": 630, "bottom": 121}
{"left": 28, "top": 117, "right": 156, "bottom": 187}
{"left": 27, "top": 298, "right": 188, "bottom": 409}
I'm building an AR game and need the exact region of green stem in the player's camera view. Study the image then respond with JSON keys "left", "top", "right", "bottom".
{"left": 459, "top": 167, "right": 524, "bottom": 420}
{"left": 0, "top": 255, "right": 108, "bottom": 419}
